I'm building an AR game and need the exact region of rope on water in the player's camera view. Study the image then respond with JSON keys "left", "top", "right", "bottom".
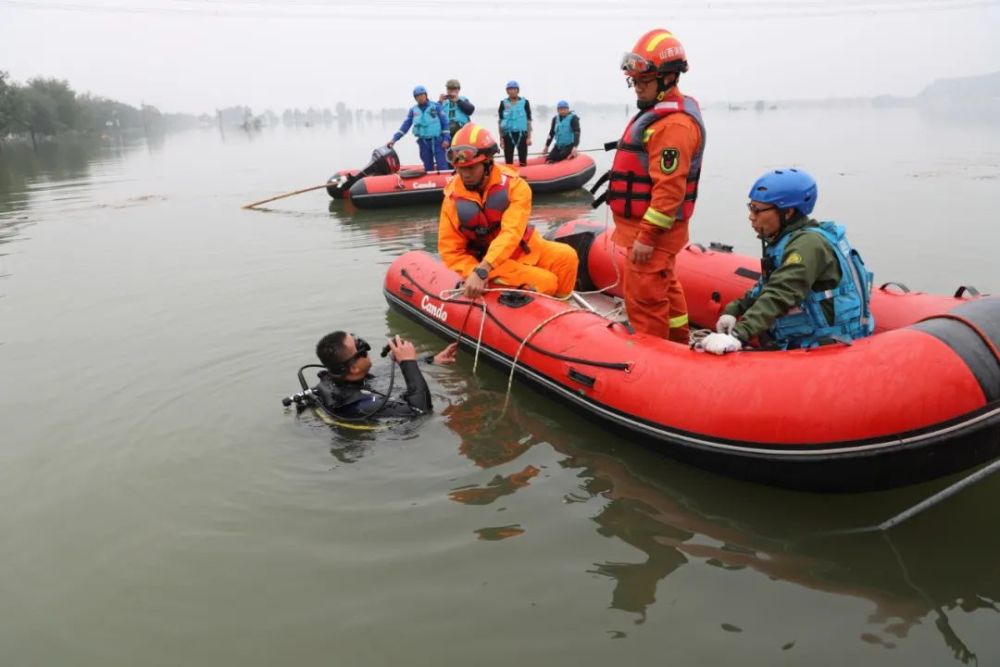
{"left": 437, "top": 207, "right": 627, "bottom": 419}
{"left": 496, "top": 306, "right": 588, "bottom": 421}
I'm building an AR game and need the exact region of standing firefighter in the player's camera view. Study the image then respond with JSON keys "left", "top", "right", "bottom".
{"left": 592, "top": 28, "right": 706, "bottom": 342}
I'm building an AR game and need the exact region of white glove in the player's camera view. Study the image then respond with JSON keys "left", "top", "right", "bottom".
{"left": 702, "top": 333, "right": 742, "bottom": 355}
{"left": 716, "top": 314, "right": 737, "bottom": 335}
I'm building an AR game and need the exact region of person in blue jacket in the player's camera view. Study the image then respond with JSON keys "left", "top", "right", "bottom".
{"left": 543, "top": 100, "right": 581, "bottom": 164}
{"left": 388, "top": 85, "right": 450, "bottom": 172}
{"left": 497, "top": 80, "right": 533, "bottom": 166}
{"left": 438, "top": 78, "right": 475, "bottom": 139}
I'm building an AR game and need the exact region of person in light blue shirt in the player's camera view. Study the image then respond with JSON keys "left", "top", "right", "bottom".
{"left": 388, "top": 85, "right": 450, "bottom": 172}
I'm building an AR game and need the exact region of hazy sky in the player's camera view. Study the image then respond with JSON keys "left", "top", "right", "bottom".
{"left": 2, "top": 0, "right": 998, "bottom": 113}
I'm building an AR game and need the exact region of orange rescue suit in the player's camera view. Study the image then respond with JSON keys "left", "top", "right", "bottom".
{"left": 611, "top": 89, "right": 704, "bottom": 341}
{"left": 439, "top": 163, "right": 578, "bottom": 296}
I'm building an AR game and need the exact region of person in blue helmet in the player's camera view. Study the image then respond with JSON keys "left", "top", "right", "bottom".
{"left": 701, "top": 168, "right": 875, "bottom": 354}
{"left": 388, "top": 85, "right": 450, "bottom": 172}
{"left": 543, "top": 100, "right": 581, "bottom": 164}
{"left": 497, "top": 80, "right": 532, "bottom": 166}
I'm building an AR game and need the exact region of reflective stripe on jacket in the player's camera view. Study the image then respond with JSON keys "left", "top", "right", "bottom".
{"left": 598, "top": 95, "right": 705, "bottom": 222}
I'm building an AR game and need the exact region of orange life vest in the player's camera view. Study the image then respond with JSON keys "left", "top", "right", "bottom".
{"left": 593, "top": 95, "right": 706, "bottom": 221}
{"left": 454, "top": 173, "right": 534, "bottom": 260}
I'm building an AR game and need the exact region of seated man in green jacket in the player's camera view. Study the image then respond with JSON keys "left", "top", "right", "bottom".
{"left": 702, "top": 168, "right": 875, "bottom": 354}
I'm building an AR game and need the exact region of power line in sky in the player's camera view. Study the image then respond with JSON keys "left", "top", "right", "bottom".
{"left": 1, "top": 0, "right": 997, "bottom": 21}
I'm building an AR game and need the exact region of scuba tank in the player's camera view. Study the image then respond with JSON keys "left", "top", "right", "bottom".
{"left": 281, "top": 343, "right": 396, "bottom": 425}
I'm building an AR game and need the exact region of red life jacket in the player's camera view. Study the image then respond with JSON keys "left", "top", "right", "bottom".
{"left": 454, "top": 173, "right": 534, "bottom": 260}
{"left": 592, "top": 95, "right": 706, "bottom": 222}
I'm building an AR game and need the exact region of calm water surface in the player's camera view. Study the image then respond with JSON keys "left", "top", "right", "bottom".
{"left": 1, "top": 109, "right": 999, "bottom": 666}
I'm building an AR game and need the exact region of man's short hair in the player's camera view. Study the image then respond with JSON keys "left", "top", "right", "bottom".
{"left": 316, "top": 331, "right": 351, "bottom": 372}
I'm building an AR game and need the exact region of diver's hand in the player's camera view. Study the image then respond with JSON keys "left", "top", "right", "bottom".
{"left": 433, "top": 342, "right": 458, "bottom": 365}
{"left": 387, "top": 335, "right": 417, "bottom": 362}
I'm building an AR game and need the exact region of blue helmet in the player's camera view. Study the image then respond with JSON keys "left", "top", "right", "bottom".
{"left": 747, "top": 168, "right": 818, "bottom": 216}
{"left": 556, "top": 100, "right": 569, "bottom": 109}
{"left": 506, "top": 80, "right": 519, "bottom": 89}
{"left": 412, "top": 85, "right": 427, "bottom": 97}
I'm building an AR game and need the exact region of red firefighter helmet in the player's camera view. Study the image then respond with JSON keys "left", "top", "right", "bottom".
{"left": 447, "top": 124, "right": 499, "bottom": 167}
{"left": 621, "top": 28, "right": 688, "bottom": 79}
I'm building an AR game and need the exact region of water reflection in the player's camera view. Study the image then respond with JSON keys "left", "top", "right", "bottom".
{"left": 438, "top": 388, "right": 999, "bottom": 661}
{"left": 0, "top": 135, "right": 147, "bottom": 247}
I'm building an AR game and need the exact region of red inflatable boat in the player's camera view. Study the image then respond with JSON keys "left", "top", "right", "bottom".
{"left": 383, "top": 220, "right": 1000, "bottom": 491}
{"left": 328, "top": 155, "right": 596, "bottom": 209}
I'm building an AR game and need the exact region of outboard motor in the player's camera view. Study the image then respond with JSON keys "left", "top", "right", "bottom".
{"left": 366, "top": 145, "right": 401, "bottom": 176}
{"left": 326, "top": 145, "right": 402, "bottom": 198}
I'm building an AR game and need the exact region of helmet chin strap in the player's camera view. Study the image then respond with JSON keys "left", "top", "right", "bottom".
{"left": 636, "top": 73, "right": 679, "bottom": 110}
{"left": 473, "top": 160, "right": 493, "bottom": 191}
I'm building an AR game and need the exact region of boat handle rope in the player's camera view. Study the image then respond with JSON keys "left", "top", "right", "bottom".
{"left": 398, "top": 268, "right": 631, "bottom": 372}
{"left": 399, "top": 208, "right": 636, "bottom": 420}
{"left": 496, "top": 307, "right": 597, "bottom": 420}
{"left": 400, "top": 269, "right": 634, "bottom": 371}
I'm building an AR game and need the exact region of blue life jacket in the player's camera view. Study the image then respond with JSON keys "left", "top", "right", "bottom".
{"left": 500, "top": 98, "right": 528, "bottom": 134}
{"left": 411, "top": 103, "right": 443, "bottom": 139}
{"left": 749, "top": 220, "right": 875, "bottom": 349}
{"left": 553, "top": 112, "right": 576, "bottom": 147}
{"left": 442, "top": 97, "right": 471, "bottom": 129}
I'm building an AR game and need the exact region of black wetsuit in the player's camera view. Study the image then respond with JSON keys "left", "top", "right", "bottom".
{"left": 313, "top": 359, "right": 433, "bottom": 421}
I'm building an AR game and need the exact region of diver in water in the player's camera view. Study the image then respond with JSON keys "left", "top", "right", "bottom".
{"left": 284, "top": 332, "right": 457, "bottom": 423}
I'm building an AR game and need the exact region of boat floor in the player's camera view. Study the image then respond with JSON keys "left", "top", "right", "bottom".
{"left": 571, "top": 291, "right": 628, "bottom": 322}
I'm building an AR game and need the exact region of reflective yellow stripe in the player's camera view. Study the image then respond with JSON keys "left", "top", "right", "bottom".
{"left": 645, "top": 32, "right": 673, "bottom": 52}
{"left": 642, "top": 127, "right": 655, "bottom": 144}
{"left": 669, "top": 313, "right": 689, "bottom": 328}
{"left": 469, "top": 125, "right": 481, "bottom": 143}
{"left": 642, "top": 207, "right": 675, "bottom": 229}
{"left": 314, "top": 406, "right": 381, "bottom": 431}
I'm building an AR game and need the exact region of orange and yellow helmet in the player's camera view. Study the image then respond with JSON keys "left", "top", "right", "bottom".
{"left": 621, "top": 28, "right": 688, "bottom": 79}
{"left": 447, "top": 124, "right": 499, "bottom": 167}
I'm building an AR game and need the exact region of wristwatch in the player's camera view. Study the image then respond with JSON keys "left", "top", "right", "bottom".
{"left": 473, "top": 266, "right": 489, "bottom": 280}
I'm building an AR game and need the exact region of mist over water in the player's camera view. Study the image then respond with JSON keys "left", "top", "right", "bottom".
{"left": 1, "top": 107, "right": 999, "bottom": 666}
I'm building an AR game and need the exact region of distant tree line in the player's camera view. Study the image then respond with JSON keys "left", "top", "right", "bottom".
{"left": 0, "top": 71, "right": 199, "bottom": 150}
